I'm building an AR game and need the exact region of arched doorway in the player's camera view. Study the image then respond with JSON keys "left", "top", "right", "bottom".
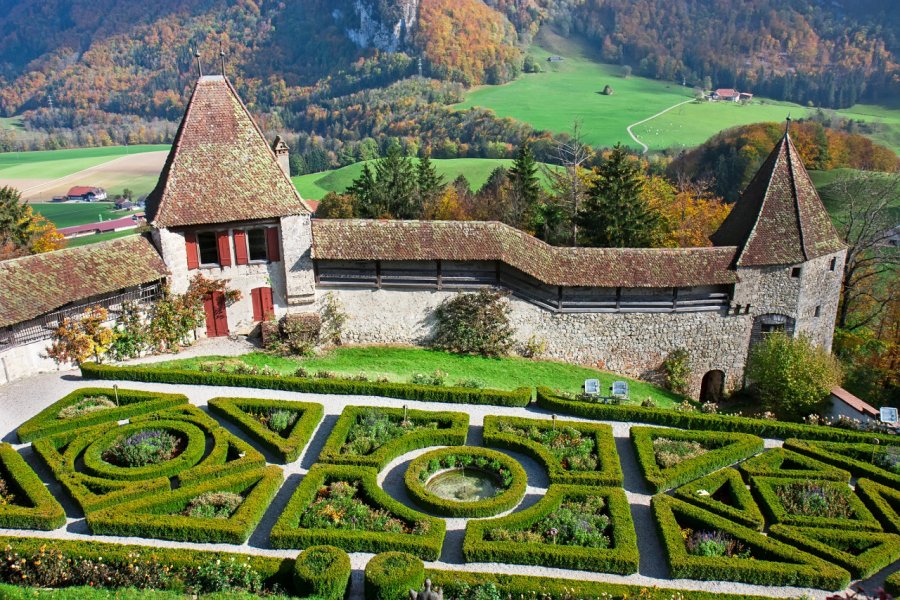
{"left": 700, "top": 370, "right": 725, "bottom": 404}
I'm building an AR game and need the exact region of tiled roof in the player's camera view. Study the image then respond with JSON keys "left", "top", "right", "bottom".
{"left": 711, "top": 132, "right": 844, "bottom": 266}
{"left": 0, "top": 235, "right": 167, "bottom": 328}
{"left": 312, "top": 220, "right": 739, "bottom": 288}
{"left": 146, "top": 75, "right": 310, "bottom": 228}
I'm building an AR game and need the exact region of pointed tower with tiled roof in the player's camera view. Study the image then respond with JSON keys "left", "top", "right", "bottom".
{"left": 711, "top": 126, "right": 844, "bottom": 266}
{"left": 146, "top": 75, "right": 311, "bottom": 227}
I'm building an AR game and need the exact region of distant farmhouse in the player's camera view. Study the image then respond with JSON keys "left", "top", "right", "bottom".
{"left": 0, "top": 75, "right": 845, "bottom": 406}
{"left": 709, "top": 88, "right": 753, "bottom": 103}
{"left": 57, "top": 214, "right": 146, "bottom": 240}
{"left": 66, "top": 186, "right": 107, "bottom": 201}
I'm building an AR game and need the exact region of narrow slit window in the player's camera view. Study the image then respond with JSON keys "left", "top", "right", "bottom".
{"left": 829, "top": 258, "right": 837, "bottom": 271}
{"left": 814, "top": 305, "right": 821, "bottom": 317}
{"left": 197, "top": 232, "right": 219, "bottom": 265}
{"left": 791, "top": 267, "right": 802, "bottom": 278}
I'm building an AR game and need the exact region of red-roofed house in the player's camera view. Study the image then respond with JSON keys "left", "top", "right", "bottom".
{"left": 66, "top": 186, "right": 107, "bottom": 201}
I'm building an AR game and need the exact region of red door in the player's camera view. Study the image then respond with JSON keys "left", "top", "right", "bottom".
{"left": 203, "top": 291, "right": 229, "bottom": 337}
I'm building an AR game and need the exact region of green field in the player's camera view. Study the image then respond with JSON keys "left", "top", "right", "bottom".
{"left": 30, "top": 202, "right": 123, "bottom": 228}
{"left": 65, "top": 229, "right": 140, "bottom": 248}
{"left": 0, "top": 144, "right": 168, "bottom": 180}
{"left": 455, "top": 31, "right": 900, "bottom": 153}
{"left": 0, "top": 116, "right": 25, "bottom": 130}
{"left": 293, "top": 157, "right": 559, "bottom": 200}
{"left": 147, "top": 346, "right": 682, "bottom": 406}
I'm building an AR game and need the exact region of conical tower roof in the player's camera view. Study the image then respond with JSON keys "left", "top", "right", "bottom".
{"left": 711, "top": 129, "right": 844, "bottom": 266}
{"left": 146, "top": 75, "right": 310, "bottom": 228}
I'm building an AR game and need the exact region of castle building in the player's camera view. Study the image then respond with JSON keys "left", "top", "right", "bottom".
{"left": 0, "top": 75, "right": 846, "bottom": 400}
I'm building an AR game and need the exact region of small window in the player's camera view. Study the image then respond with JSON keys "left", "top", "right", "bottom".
{"left": 247, "top": 229, "right": 268, "bottom": 262}
{"left": 791, "top": 267, "right": 802, "bottom": 278}
{"left": 829, "top": 258, "right": 837, "bottom": 271}
{"left": 197, "top": 232, "right": 219, "bottom": 265}
{"left": 814, "top": 305, "right": 821, "bottom": 317}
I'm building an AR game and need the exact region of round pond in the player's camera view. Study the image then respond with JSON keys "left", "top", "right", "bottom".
{"left": 425, "top": 467, "right": 501, "bottom": 502}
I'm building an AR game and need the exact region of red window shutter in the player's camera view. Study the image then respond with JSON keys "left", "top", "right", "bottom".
{"left": 262, "top": 287, "right": 274, "bottom": 320}
{"left": 251, "top": 288, "right": 263, "bottom": 322}
{"left": 266, "top": 227, "right": 280, "bottom": 262}
{"left": 233, "top": 230, "right": 249, "bottom": 265}
{"left": 185, "top": 233, "right": 199, "bottom": 270}
{"left": 216, "top": 231, "right": 232, "bottom": 267}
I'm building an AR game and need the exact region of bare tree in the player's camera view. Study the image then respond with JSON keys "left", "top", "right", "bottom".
{"left": 543, "top": 120, "right": 592, "bottom": 245}
{"left": 831, "top": 171, "right": 900, "bottom": 330}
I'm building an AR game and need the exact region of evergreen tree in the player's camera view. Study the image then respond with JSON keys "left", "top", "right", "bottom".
{"left": 0, "top": 186, "right": 34, "bottom": 257}
{"left": 576, "top": 144, "right": 661, "bottom": 248}
{"left": 507, "top": 142, "right": 542, "bottom": 229}
{"left": 416, "top": 153, "right": 446, "bottom": 208}
{"left": 373, "top": 144, "right": 419, "bottom": 218}
{"left": 347, "top": 163, "right": 377, "bottom": 216}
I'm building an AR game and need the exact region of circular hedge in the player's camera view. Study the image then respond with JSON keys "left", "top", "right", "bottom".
{"left": 364, "top": 552, "right": 424, "bottom": 600}
{"left": 82, "top": 420, "right": 206, "bottom": 481}
{"left": 293, "top": 545, "right": 351, "bottom": 600}
{"left": 404, "top": 446, "right": 526, "bottom": 518}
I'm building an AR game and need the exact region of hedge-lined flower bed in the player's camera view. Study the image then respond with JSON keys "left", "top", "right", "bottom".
{"left": 783, "top": 438, "right": 900, "bottom": 488}
{"left": 631, "top": 427, "right": 763, "bottom": 492}
{"left": 17, "top": 387, "right": 187, "bottom": 443}
{"left": 81, "top": 362, "right": 532, "bottom": 407}
{"left": 292, "top": 545, "right": 351, "bottom": 600}
{"left": 737, "top": 448, "right": 850, "bottom": 482}
{"left": 483, "top": 415, "right": 623, "bottom": 486}
{"left": 404, "top": 446, "right": 526, "bottom": 518}
{"left": 672, "top": 468, "right": 765, "bottom": 530}
{"left": 768, "top": 524, "right": 900, "bottom": 579}
{"left": 318, "top": 405, "right": 468, "bottom": 469}
{"left": 463, "top": 484, "right": 638, "bottom": 573}
{"left": 270, "top": 463, "right": 445, "bottom": 560}
{"left": 749, "top": 476, "right": 882, "bottom": 531}
{"left": 855, "top": 477, "right": 900, "bottom": 534}
{"left": 0, "top": 444, "right": 65, "bottom": 531}
{"left": 651, "top": 494, "right": 850, "bottom": 589}
{"left": 536, "top": 387, "right": 900, "bottom": 444}
{"left": 208, "top": 397, "right": 324, "bottom": 462}
{"left": 86, "top": 466, "right": 283, "bottom": 544}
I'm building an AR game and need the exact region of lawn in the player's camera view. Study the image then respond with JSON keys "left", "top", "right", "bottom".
{"left": 65, "top": 229, "right": 140, "bottom": 248}
{"left": 0, "top": 145, "right": 168, "bottom": 180}
{"left": 148, "top": 346, "right": 682, "bottom": 407}
{"left": 30, "top": 202, "right": 123, "bottom": 228}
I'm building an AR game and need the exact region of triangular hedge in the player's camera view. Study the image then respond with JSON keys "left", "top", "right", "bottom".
{"left": 0, "top": 443, "right": 65, "bottom": 530}
{"left": 738, "top": 448, "right": 849, "bottom": 482}
{"left": 270, "top": 463, "right": 445, "bottom": 560}
{"left": 672, "top": 468, "right": 764, "bottom": 530}
{"left": 86, "top": 466, "right": 282, "bottom": 543}
{"left": 749, "top": 476, "right": 882, "bottom": 531}
{"left": 856, "top": 477, "right": 900, "bottom": 534}
{"left": 463, "top": 484, "right": 639, "bottom": 574}
{"left": 784, "top": 438, "right": 900, "bottom": 488}
{"left": 208, "top": 397, "right": 324, "bottom": 462}
{"left": 768, "top": 524, "right": 900, "bottom": 579}
{"left": 631, "top": 426, "right": 763, "bottom": 492}
{"left": 483, "top": 415, "right": 623, "bottom": 486}
{"left": 652, "top": 495, "right": 850, "bottom": 590}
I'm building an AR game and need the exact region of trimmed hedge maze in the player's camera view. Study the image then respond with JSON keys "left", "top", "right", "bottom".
{"left": 0, "top": 444, "right": 65, "bottom": 530}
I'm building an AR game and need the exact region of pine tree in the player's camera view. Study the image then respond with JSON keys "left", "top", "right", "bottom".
{"left": 0, "top": 186, "right": 34, "bottom": 258}
{"left": 416, "top": 153, "right": 446, "bottom": 208}
{"left": 576, "top": 144, "right": 662, "bottom": 248}
{"left": 373, "top": 144, "right": 419, "bottom": 218}
{"left": 507, "top": 142, "right": 541, "bottom": 229}
{"left": 347, "top": 163, "right": 378, "bottom": 217}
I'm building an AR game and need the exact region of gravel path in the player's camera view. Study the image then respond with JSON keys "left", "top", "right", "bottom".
{"left": 0, "top": 369, "right": 891, "bottom": 599}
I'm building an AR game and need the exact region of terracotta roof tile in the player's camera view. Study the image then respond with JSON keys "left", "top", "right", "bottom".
{"left": 146, "top": 75, "right": 309, "bottom": 228}
{"left": 312, "top": 220, "right": 738, "bottom": 288}
{"left": 711, "top": 132, "right": 844, "bottom": 266}
{"left": 0, "top": 235, "right": 167, "bottom": 328}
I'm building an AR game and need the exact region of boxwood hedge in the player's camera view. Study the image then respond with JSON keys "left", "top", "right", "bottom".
{"left": 0, "top": 444, "right": 65, "bottom": 530}
{"left": 887, "top": 569, "right": 900, "bottom": 596}
{"left": 536, "top": 387, "right": 900, "bottom": 444}
{"left": 208, "top": 397, "right": 324, "bottom": 462}
{"left": 86, "top": 466, "right": 283, "bottom": 544}
{"left": 672, "top": 468, "right": 765, "bottom": 530}
{"left": 270, "top": 463, "right": 445, "bottom": 560}
{"left": 17, "top": 387, "right": 187, "bottom": 443}
{"left": 737, "top": 448, "right": 850, "bottom": 482}
{"left": 631, "top": 426, "right": 763, "bottom": 492}
{"left": 482, "top": 415, "right": 623, "bottom": 486}
{"left": 783, "top": 438, "right": 900, "bottom": 488}
{"left": 855, "top": 478, "right": 900, "bottom": 534}
{"left": 463, "top": 484, "right": 639, "bottom": 574}
{"left": 292, "top": 545, "right": 351, "bottom": 600}
{"left": 318, "top": 405, "right": 469, "bottom": 469}
{"left": 652, "top": 494, "right": 850, "bottom": 589}
{"left": 749, "top": 475, "right": 882, "bottom": 531}
{"left": 364, "top": 552, "right": 425, "bottom": 600}
{"left": 768, "top": 524, "right": 900, "bottom": 579}
{"left": 81, "top": 362, "right": 532, "bottom": 407}
{"left": 404, "top": 446, "right": 527, "bottom": 518}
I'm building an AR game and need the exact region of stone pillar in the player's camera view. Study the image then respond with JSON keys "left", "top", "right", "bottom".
{"left": 152, "top": 227, "right": 190, "bottom": 294}
{"left": 280, "top": 213, "right": 316, "bottom": 307}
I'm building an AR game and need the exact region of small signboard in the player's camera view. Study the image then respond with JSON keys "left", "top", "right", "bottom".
{"left": 584, "top": 379, "right": 600, "bottom": 395}
{"left": 880, "top": 407, "right": 898, "bottom": 424}
{"left": 611, "top": 381, "right": 629, "bottom": 398}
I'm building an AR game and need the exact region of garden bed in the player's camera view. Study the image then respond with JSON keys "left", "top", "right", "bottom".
{"left": 0, "top": 444, "right": 65, "bottom": 531}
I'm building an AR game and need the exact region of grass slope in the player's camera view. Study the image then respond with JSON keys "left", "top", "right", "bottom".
{"left": 0, "top": 145, "right": 168, "bottom": 179}
{"left": 30, "top": 202, "right": 123, "bottom": 228}
{"left": 149, "top": 346, "right": 681, "bottom": 407}
{"left": 65, "top": 229, "right": 140, "bottom": 248}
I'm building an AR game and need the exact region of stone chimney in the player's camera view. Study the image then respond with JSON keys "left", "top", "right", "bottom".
{"left": 272, "top": 135, "right": 290, "bottom": 178}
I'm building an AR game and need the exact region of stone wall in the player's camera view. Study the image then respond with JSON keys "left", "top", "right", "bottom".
{"left": 318, "top": 287, "right": 754, "bottom": 398}
{"left": 795, "top": 250, "right": 846, "bottom": 351}
{"left": 0, "top": 339, "right": 61, "bottom": 385}
{"left": 281, "top": 214, "right": 316, "bottom": 308}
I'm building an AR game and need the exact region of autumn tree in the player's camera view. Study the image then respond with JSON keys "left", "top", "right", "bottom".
{"left": 642, "top": 175, "right": 731, "bottom": 247}
{"left": 27, "top": 211, "right": 66, "bottom": 253}
{"left": 544, "top": 122, "right": 593, "bottom": 245}
{"left": 316, "top": 192, "right": 356, "bottom": 219}
{"left": 46, "top": 306, "right": 116, "bottom": 365}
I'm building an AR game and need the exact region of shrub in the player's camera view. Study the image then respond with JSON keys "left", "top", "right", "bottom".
{"left": 749, "top": 476, "right": 882, "bottom": 531}
{"left": 409, "top": 370, "right": 447, "bottom": 386}
{"left": 189, "top": 556, "right": 263, "bottom": 593}
{"left": 652, "top": 437, "right": 708, "bottom": 468}
{"left": 768, "top": 524, "right": 900, "bottom": 579}
{"left": 266, "top": 313, "right": 321, "bottom": 356}
{"left": 57, "top": 395, "right": 115, "bottom": 419}
{"left": 432, "top": 290, "right": 514, "bottom": 357}
{"left": 321, "top": 292, "right": 349, "bottom": 345}
{"left": 887, "top": 569, "right": 900, "bottom": 596}
{"left": 293, "top": 545, "right": 351, "bottom": 600}
{"left": 672, "top": 468, "right": 765, "bottom": 530}
{"left": 737, "top": 448, "right": 850, "bottom": 482}
{"left": 746, "top": 332, "right": 843, "bottom": 419}
{"left": 102, "top": 428, "right": 181, "bottom": 467}
{"left": 783, "top": 438, "right": 900, "bottom": 488}
{"left": 683, "top": 529, "right": 750, "bottom": 558}
{"left": 855, "top": 478, "right": 900, "bottom": 534}
{"left": 662, "top": 349, "right": 691, "bottom": 396}
{"left": 182, "top": 491, "right": 244, "bottom": 519}
{"left": 519, "top": 335, "right": 547, "bottom": 359}
{"left": 364, "top": 552, "right": 424, "bottom": 600}
{"left": 0, "top": 444, "right": 66, "bottom": 530}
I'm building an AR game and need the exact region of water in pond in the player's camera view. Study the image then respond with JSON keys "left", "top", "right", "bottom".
{"left": 426, "top": 468, "right": 500, "bottom": 502}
